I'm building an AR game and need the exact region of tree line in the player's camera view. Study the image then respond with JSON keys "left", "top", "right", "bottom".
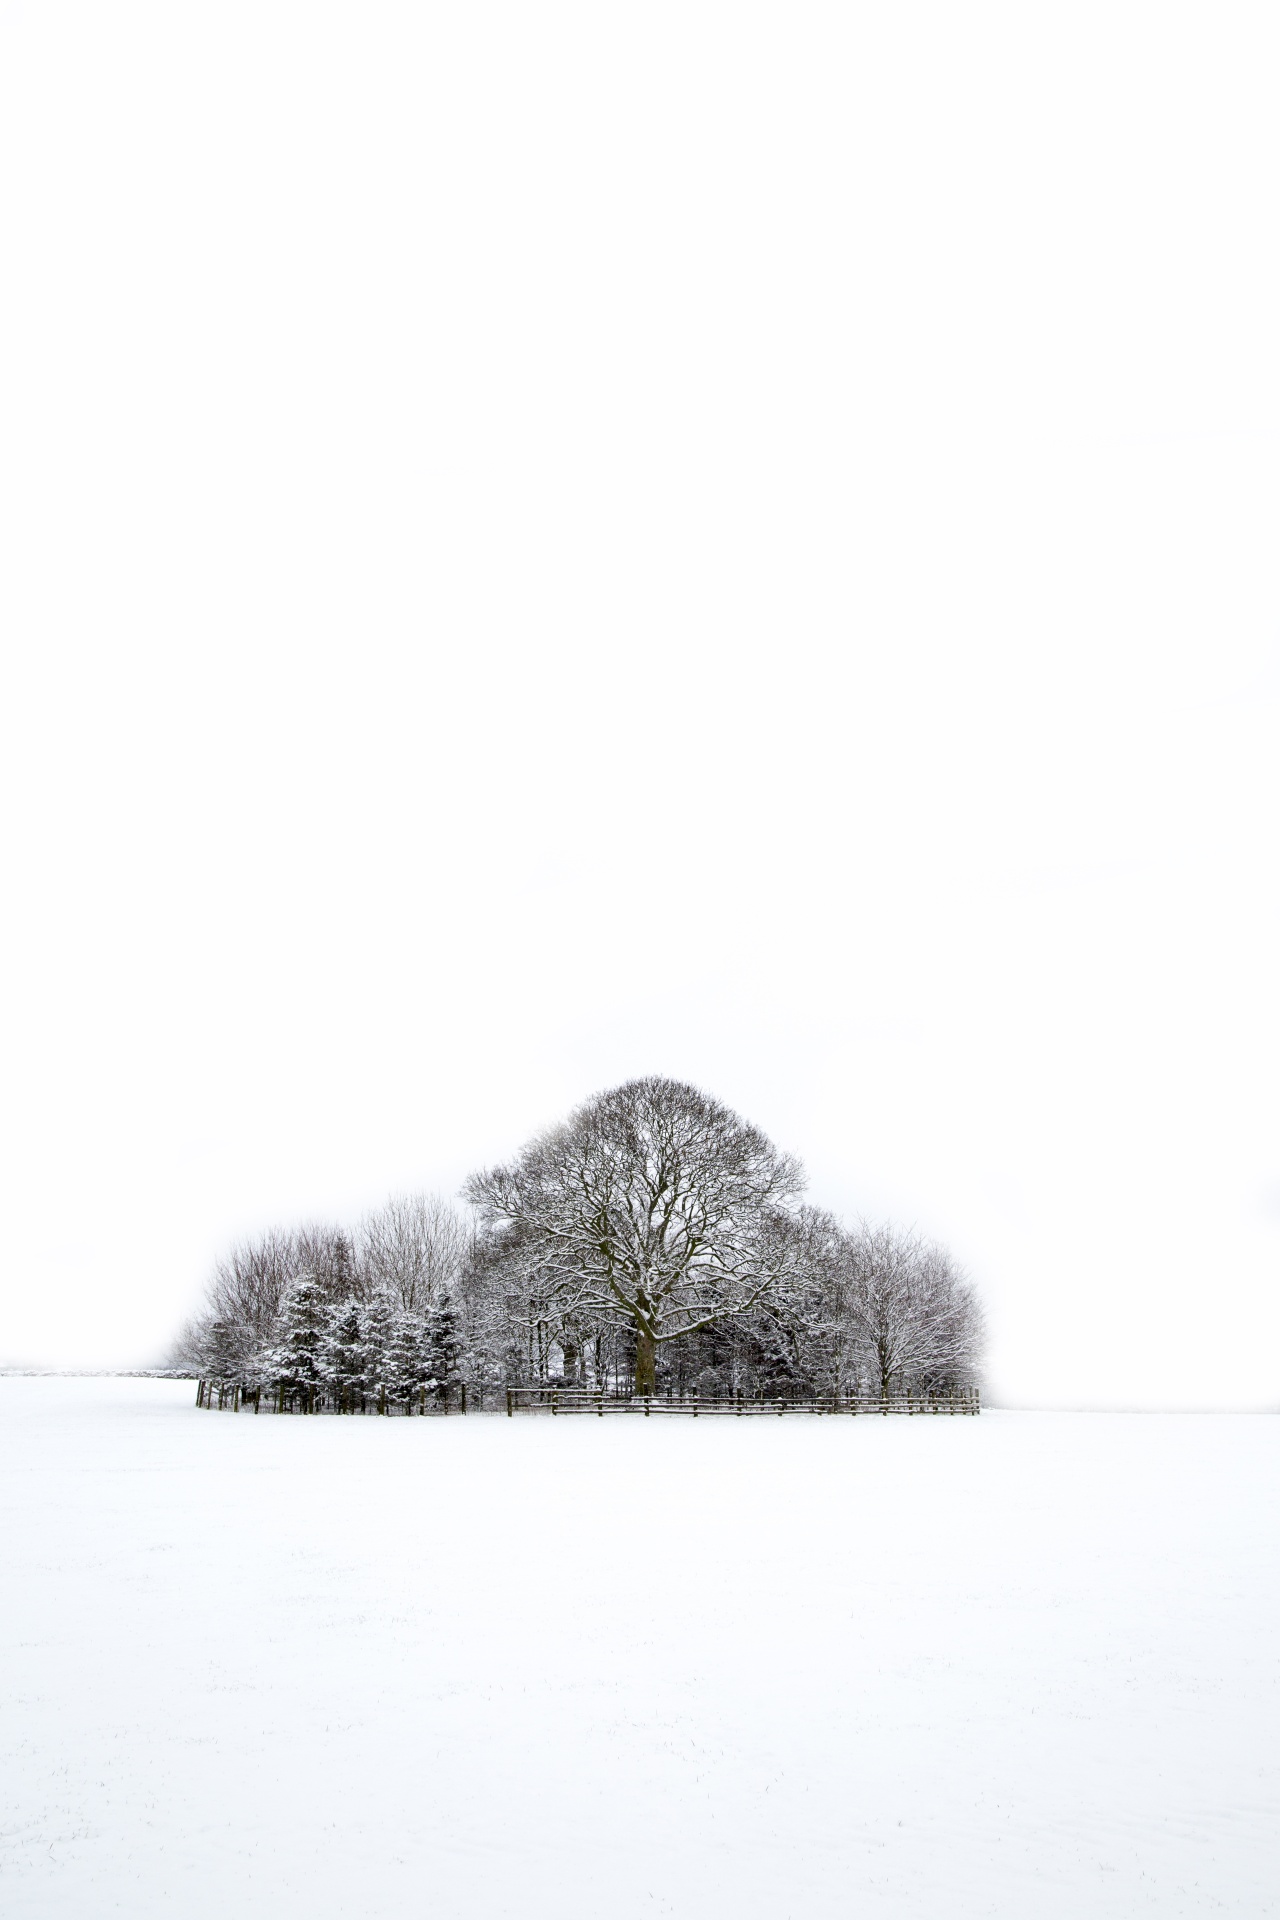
{"left": 175, "top": 1078, "right": 985, "bottom": 1405}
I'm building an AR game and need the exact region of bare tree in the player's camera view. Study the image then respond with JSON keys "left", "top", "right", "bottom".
{"left": 170, "top": 1310, "right": 250, "bottom": 1382}
{"left": 839, "top": 1223, "right": 984, "bottom": 1394}
{"left": 169, "top": 1225, "right": 298, "bottom": 1372}
{"left": 463, "top": 1077, "right": 806, "bottom": 1394}
{"left": 463, "top": 1218, "right": 616, "bottom": 1387}
{"left": 293, "top": 1224, "right": 361, "bottom": 1302}
{"left": 171, "top": 1222, "right": 355, "bottom": 1370}
{"left": 358, "top": 1192, "right": 471, "bottom": 1313}
{"left": 763, "top": 1205, "right": 858, "bottom": 1395}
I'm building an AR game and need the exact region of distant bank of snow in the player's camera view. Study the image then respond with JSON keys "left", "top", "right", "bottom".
{"left": 0, "top": 1368, "right": 193, "bottom": 1378}
{"left": 2, "top": 1378, "right": 1277, "bottom": 1918}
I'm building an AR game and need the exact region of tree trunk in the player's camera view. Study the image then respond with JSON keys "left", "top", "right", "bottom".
{"left": 634, "top": 1323, "right": 657, "bottom": 1395}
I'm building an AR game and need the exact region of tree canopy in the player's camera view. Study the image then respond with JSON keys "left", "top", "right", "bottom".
{"left": 464, "top": 1077, "right": 806, "bottom": 1392}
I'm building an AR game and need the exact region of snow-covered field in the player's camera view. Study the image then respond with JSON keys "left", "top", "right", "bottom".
{"left": 2, "top": 1380, "right": 1276, "bottom": 1917}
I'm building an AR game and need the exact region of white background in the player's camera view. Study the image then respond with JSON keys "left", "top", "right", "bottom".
{"left": 1, "top": 2, "right": 1277, "bottom": 1403}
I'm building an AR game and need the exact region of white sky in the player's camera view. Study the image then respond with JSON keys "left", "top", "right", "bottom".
{"left": 1, "top": 1, "right": 1277, "bottom": 1404}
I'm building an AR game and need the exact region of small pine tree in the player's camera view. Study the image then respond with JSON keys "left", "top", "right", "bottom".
{"left": 384, "top": 1311, "right": 430, "bottom": 1408}
{"left": 267, "top": 1275, "right": 327, "bottom": 1401}
{"left": 361, "top": 1288, "right": 397, "bottom": 1406}
{"left": 427, "top": 1293, "right": 464, "bottom": 1405}
{"left": 321, "top": 1297, "right": 368, "bottom": 1407}
{"left": 198, "top": 1316, "right": 243, "bottom": 1384}
{"left": 329, "top": 1230, "right": 358, "bottom": 1300}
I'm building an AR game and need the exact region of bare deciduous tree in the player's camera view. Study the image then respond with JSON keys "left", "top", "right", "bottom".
{"left": 838, "top": 1223, "right": 984, "bottom": 1394}
{"left": 358, "top": 1192, "right": 472, "bottom": 1313}
{"left": 463, "top": 1076, "right": 806, "bottom": 1394}
{"left": 170, "top": 1226, "right": 297, "bottom": 1374}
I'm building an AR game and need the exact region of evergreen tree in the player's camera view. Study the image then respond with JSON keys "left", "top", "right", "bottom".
{"left": 197, "top": 1316, "right": 243, "bottom": 1383}
{"left": 267, "top": 1275, "right": 327, "bottom": 1400}
{"left": 329, "top": 1229, "right": 359, "bottom": 1301}
{"left": 321, "top": 1296, "right": 368, "bottom": 1407}
{"left": 384, "top": 1311, "right": 430, "bottom": 1408}
{"left": 427, "top": 1292, "right": 464, "bottom": 1404}
{"left": 361, "top": 1288, "right": 397, "bottom": 1404}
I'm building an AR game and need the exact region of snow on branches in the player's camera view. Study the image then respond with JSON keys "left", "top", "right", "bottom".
{"left": 174, "top": 1079, "right": 986, "bottom": 1406}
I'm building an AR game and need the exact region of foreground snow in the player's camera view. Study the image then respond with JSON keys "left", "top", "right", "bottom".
{"left": 1, "top": 1381, "right": 1276, "bottom": 1918}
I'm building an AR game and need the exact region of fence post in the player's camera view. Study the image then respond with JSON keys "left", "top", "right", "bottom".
{"left": 506, "top": 1387, "right": 513, "bottom": 1417}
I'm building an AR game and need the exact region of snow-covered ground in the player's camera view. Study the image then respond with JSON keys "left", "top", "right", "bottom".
{"left": 2, "top": 1380, "right": 1276, "bottom": 1918}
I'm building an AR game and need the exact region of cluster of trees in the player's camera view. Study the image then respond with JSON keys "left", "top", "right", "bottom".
{"left": 178, "top": 1197, "right": 469, "bottom": 1408}
{"left": 176, "top": 1078, "right": 985, "bottom": 1403}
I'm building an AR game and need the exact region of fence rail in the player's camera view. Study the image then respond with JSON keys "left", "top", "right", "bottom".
{"left": 506, "top": 1387, "right": 980, "bottom": 1417}
{"left": 195, "top": 1381, "right": 980, "bottom": 1418}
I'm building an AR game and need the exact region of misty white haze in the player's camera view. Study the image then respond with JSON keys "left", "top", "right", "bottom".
{"left": 1, "top": 2, "right": 1278, "bottom": 1406}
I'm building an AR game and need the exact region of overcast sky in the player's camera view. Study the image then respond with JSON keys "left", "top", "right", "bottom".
{"left": 2, "top": 1, "right": 1277, "bottom": 1405}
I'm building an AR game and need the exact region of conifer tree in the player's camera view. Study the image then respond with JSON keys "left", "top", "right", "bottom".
{"left": 329, "top": 1229, "right": 359, "bottom": 1301}
{"left": 197, "top": 1316, "right": 244, "bottom": 1384}
{"left": 384, "top": 1311, "right": 430, "bottom": 1408}
{"left": 427, "top": 1292, "right": 463, "bottom": 1405}
{"left": 321, "top": 1297, "right": 368, "bottom": 1408}
{"left": 361, "top": 1288, "right": 397, "bottom": 1406}
{"left": 267, "top": 1274, "right": 327, "bottom": 1401}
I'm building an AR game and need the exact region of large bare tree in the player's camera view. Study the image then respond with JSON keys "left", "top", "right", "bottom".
{"left": 463, "top": 1077, "right": 806, "bottom": 1393}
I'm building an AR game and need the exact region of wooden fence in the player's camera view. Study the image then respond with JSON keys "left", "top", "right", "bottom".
{"left": 194, "top": 1380, "right": 468, "bottom": 1415}
{"left": 195, "top": 1381, "right": 980, "bottom": 1418}
{"left": 506, "top": 1386, "right": 980, "bottom": 1417}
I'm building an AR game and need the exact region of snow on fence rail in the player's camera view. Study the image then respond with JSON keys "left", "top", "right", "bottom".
{"left": 194, "top": 1382, "right": 980, "bottom": 1417}
{"left": 506, "top": 1387, "right": 980, "bottom": 1417}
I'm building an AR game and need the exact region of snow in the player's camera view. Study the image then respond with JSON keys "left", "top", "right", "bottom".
{"left": 2, "top": 1379, "right": 1277, "bottom": 1918}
